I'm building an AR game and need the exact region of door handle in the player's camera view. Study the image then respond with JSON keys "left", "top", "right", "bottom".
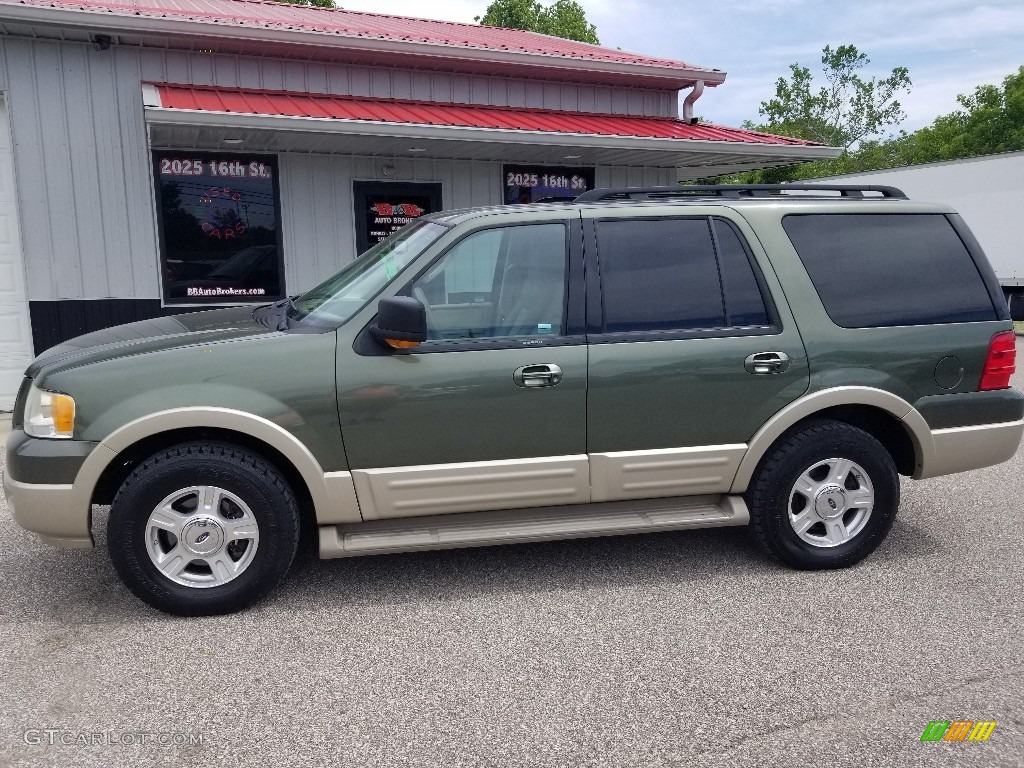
{"left": 513, "top": 364, "right": 563, "bottom": 388}
{"left": 744, "top": 351, "right": 791, "bottom": 375}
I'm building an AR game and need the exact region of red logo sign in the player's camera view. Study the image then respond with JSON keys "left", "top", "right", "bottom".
{"left": 371, "top": 203, "right": 424, "bottom": 217}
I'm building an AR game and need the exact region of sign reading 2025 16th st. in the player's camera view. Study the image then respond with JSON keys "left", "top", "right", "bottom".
{"left": 158, "top": 157, "right": 274, "bottom": 179}
{"left": 153, "top": 152, "right": 283, "bottom": 305}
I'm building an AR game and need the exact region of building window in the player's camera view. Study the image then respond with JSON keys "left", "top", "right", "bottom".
{"left": 153, "top": 153, "right": 284, "bottom": 305}
{"left": 503, "top": 165, "right": 594, "bottom": 204}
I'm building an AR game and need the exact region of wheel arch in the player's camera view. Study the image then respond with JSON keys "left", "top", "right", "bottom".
{"left": 75, "top": 408, "right": 360, "bottom": 529}
{"left": 731, "top": 387, "right": 934, "bottom": 493}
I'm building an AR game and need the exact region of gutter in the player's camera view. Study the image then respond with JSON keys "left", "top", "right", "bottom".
{"left": 0, "top": 2, "right": 727, "bottom": 90}
{"left": 144, "top": 106, "right": 842, "bottom": 160}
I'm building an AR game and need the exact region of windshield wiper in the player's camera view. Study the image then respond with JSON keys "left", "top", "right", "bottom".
{"left": 276, "top": 296, "right": 299, "bottom": 331}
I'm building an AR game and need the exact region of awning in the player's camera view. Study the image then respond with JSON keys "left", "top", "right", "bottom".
{"left": 144, "top": 84, "right": 840, "bottom": 174}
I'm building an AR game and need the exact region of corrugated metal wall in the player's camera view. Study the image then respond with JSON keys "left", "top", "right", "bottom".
{"left": 282, "top": 156, "right": 674, "bottom": 290}
{"left": 0, "top": 36, "right": 677, "bottom": 301}
{"left": 136, "top": 47, "right": 678, "bottom": 119}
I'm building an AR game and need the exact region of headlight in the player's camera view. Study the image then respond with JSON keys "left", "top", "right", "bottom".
{"left": 24, "top": 383, "right": 76, "bottom": 439}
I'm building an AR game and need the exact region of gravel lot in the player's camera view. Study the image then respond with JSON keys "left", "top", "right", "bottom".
{"left": 2, "top": 355, "right": 1023, "bottom": 768}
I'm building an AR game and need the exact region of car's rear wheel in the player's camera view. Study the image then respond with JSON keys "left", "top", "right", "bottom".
{"left": 745, "top": 419, "right": 899, "bottom": 569}
{"left": 108, "top": 442, "right": 300, "bottom": 616}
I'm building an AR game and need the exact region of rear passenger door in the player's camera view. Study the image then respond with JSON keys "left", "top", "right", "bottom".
{"left": 583, "top": 209, "right": 810, "bottom": 502}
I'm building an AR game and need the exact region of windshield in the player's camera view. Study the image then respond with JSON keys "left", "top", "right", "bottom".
{"left": 287, "top": 220, "right": 448, "bottom": 325}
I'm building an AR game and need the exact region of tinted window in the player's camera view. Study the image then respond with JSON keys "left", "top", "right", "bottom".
{"left": 411, "top": 224, "right": 567, "bottom": 341}
{"left": 597, "top": 218, "right": 724, "bottom": 332}
{"left": 783, "top": 214, "right": 997, "bottom": 328}
{"left": 154, "top": 153, "right": 283, "bottom": 305}
{"left": 713, "top": 218, "right": 770, "bottom": 327}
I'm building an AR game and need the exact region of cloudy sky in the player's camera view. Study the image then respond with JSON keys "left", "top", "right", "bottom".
{"left": 339, "top": 0, "right": 1023, "bottom": 136}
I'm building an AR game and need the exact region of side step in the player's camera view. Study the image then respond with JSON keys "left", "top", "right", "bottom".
{"left": 319, "top": 494, "right": 749, "bottom": 558}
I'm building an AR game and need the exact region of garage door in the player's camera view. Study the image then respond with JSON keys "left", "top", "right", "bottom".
{"left": 0, "top": 94, "right": 32, "bottom": 410}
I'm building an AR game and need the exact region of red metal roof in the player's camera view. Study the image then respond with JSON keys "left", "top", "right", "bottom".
{"left": 13, "top": 0, "right": 713, "bottom": 72}
{"left": 152, "top": 84, "right": 818, "bottom": 146}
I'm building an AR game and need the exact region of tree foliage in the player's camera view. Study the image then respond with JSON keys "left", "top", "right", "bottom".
{"left": 711, "top": 50, "right": 1024, "bottom": 185}
{"left": 475, "top": 0, "right": 599, "bottom": 44}
{"left": 897, "top": 66, "right": 1024, "bottom": 164}
{"left": 754, "top": 44, "right": 911, "bottom": 150}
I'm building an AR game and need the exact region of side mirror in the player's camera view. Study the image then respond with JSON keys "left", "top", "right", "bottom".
{"left": 369, "top": 296, "right": 427, "bottom": 349}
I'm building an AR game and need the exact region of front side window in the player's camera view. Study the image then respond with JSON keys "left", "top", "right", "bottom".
{"left": 289, "top": 220, "right": 448, "bottom": 326}
{"left": 154, "top": 153, "right": 283, "bottom": 305}
{"left": 410, "top": 223, "right": 568, "bottom": 341}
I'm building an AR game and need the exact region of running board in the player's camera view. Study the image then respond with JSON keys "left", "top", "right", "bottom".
{"left": 319, "top": 494, "right": 749, "bottom": 558}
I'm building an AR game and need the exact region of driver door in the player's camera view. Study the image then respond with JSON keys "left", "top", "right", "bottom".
{"left": 336, "top": 215, "right": 589, "bottom": 520}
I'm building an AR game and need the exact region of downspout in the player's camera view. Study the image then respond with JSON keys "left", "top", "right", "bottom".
{"left": 682, "top": 80, "right": 705, "bottom": 124}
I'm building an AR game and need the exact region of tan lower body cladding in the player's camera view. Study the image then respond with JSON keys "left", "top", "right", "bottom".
{"left": 348, "top": 445, "right": 745, "bottom": 521}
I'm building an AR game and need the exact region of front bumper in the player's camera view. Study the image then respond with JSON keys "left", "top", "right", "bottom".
{"left": 3, "top": 472, "right": 92, "bottom": 548}
{"left": 3, "top": 429, "right": 95, "bottom": 549}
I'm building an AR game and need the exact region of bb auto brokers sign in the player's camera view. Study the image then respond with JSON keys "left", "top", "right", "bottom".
{"left": 367, "top": 199, "right": 429, "bottom": 245}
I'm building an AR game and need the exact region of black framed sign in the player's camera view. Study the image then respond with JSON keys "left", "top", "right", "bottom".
{"left": 353, "top": 181, "right": 443, "bottom": 255}
{"left": 153, "top": 152, "right": 284, "bottom": 305}
{"left": 503, "top": 164, "right": 595, "bottom": 204}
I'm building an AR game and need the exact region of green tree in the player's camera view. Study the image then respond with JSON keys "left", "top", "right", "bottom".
{"left": 899, "top": 66, "right": 1024, "bottom": 163}
{"left": 754, "top": 44, "right": 911, "bottom": 150}
{"left": 476, "top": 0, "right": 599, "bottom": 44}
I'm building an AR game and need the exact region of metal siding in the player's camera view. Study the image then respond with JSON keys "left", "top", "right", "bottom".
{"left": 112, "top": 46, "right": 161, "bottom": 299}
{"left": 63, "top": 44, "right": 108, "bottom": 299}
{"left": 135, "top": 48, "right": 683, "bottom": 117}
{"left": 3, "top": 38, "right": 56, "bottom": 301}
{"left": 3, "top": 37, "right": 685, "bottom": 305}
{"left": 87, "top": 45, "right": 136, "bottom": 298}
{"left": 279, "top": 153, "right": 506, "bottom": 293}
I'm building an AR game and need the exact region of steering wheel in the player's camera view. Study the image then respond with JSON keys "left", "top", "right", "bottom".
{"left": 411, "top": 285, "right": 440, "bottom": 340}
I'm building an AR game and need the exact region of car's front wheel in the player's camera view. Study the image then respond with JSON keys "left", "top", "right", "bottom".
{"left": 745, "top": 419, "right": 899, "bottom": 569}
{"left": 108, "top": 442, "right": 300, "bottom": 616}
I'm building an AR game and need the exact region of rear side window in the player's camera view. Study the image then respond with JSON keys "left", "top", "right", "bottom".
{"left": 783, "top": 214, "right": 997, "bottom": 328}
{"left": 596, "top": 217, "right": 770, "bottom": 334}
{"left": 713, "top": 218, "right": 770, "bottom": 327}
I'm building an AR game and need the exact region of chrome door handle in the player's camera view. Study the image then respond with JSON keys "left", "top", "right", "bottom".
{"left": 513, "top": 364, "right": 563, "bottom": 388}
{"left": 744, "top": 351, "right": 791, "bottom": 375}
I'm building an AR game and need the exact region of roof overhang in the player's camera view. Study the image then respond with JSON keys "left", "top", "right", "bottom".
{"left": 0, "top": 1, "right": 726, "bottom": 90}
{"left": 145, "top": 106, "right": 841, "bottom": 175}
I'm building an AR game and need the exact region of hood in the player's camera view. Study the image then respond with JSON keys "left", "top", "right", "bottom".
{"left": 27, "top": 306, "right": 280, "bottom": 379}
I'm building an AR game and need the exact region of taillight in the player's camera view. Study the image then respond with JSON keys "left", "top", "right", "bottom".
{"left": 979, "top": 331, "right": 1017, "bottom": 390}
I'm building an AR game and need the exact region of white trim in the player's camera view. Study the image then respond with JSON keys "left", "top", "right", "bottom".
{"left": 923, "top": 419, "right": 1024, "bottom": 479}
{"left": 319, "top": 494, "right": 749, "bottom": 558}
{"left": 351, "top": 455, "right": 591, "bottom": 520}
{"left": 144, "top": 107, "right": 841, "bottom": 161}
{"left": 590, "top": 444, "right": 747, "bottom": 502}
{"left": 0, "top": 2, "right": 726, "bottom": 90}
{"left": 141, "top": 83, "right": 162, "bottom": 108}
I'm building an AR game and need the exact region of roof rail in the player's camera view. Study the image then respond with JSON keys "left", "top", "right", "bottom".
{"left": 574, "top": 184, "right": 908, "bottom": 202}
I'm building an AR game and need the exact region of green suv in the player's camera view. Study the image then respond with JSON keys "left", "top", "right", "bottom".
{"left": 5, "top": 184, "right": 1022, "bottom": 616}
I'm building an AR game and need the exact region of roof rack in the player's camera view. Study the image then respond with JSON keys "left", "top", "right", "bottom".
{"left": 573, "top": 184, "right": 908, "bottom": 202}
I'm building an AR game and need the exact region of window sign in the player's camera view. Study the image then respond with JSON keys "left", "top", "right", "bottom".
{"left": 154, "top": 153, "right": 284, "bottom": 305}
{"left": 353, "top": 182, "right": 443, "bottom": 255}
{"left": 503, "top": 164, "right": 594, "bottom": 204}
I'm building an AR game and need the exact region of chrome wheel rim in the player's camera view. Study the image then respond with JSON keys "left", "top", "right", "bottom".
{"left": 788, "top": 458, "right": 874, "bottom": 548}
{"left": 145, "top": 486, "right": 260, "bottom": 588}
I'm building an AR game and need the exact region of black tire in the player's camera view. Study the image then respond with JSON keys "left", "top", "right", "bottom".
{"left": 108, "top": 442, "right": 300, "bottom": 616}
{"left": 745, "top": 419, "right": 899, "bottom": 570}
